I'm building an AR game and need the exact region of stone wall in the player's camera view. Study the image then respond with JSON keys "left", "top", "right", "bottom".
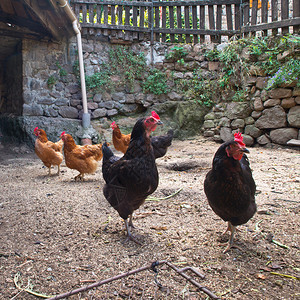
{"left": 15, "top": 37, "right": 300, "bottom": 146}
{"left": 202, "top": 81, "right": 300, "bottom": 147}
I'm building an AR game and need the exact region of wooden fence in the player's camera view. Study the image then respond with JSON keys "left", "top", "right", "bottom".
{"left": 70, "top": 0, "right": 300, "bottom": 43}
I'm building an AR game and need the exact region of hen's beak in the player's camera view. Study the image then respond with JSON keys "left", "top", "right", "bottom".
{"left": 157, "top": 120, "right": 163, "bottom": 125}
{"left": 242, "top": 147, "right": 250, "bottom": 153}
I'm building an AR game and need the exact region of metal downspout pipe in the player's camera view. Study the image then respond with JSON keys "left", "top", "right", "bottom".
{"left": 57, "top": 0, "right": 90, "bottom": 129}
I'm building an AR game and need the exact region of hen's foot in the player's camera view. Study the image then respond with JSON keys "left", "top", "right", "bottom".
{"left": 74, "top": 174, "right": 84, "bottom": 181}
{"left": 124, "top": 219, "right": 141, "bottom": 245}
{"left": 123, "top": 233, "right": 142, "bottom": 245}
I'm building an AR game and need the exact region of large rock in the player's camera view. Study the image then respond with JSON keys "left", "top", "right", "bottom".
{"left": 257, "top": 134, "right": 271, "bottom": 145}
{"left": 225, "top": 102, "right": 252, "bottom": 120}
{"left": 268, "top": 88, "right": 292, "bottom": 99}
{"left": 244, "top": 125, "right": 262, "bottom": 138}
{"left": 23, "top": 104, "right": 43, "bottom": 116}
{"left": 58, "top": 106, "right": 78, "bottom": 119}
{"left": 270, "top": 128, "right": 298, "bottom": 145}
{"left": 287, "top": 106, "right": 300, "bottom": 128}
{"left": 255, "top": 106, "right": 287, "bottom": 129}
{"left": 220, "top": 127, "right": 233, "bottom": 142}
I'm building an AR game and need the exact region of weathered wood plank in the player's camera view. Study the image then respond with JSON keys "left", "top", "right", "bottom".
{"left": 271, "top": 0, "right": 278, "bottom": 35}
{"left": 111, "top": 5, "right": 116, "bottom": 25}
{"left": 184, "top": 5, "right": 191, "bottom": 43}
{"left": 89, "top": 4, "right": 94, "bottom": 24}
{"left": 234, "top": 3, "right": 240, "bottom": 31}
{"left": 281, "top": 0, "right": 289, "bottom": 34}
{"left": 208, "top": 5, "right": 216, "bottom": 42}
{"left": 73, "top": 0, "right": 240, "bottom": 6}
{"left": 169, "top": 6, "right": 175, "bottom": 42}
{"left": 177, "top": 6, "right": 183, "bottom": 43}
{"left": 81, "top": 22, "right": 240, "bottom": 36}
{"left": 199, "top": 4, "right": 205, "bottom": 42}
{"left": 103, "top": 5, "right": 108, "bottom": 24}
{"left": 216, "top": 4, "right": 222, "bottom": 43}
{"left": 294, "top": 0, "right": 300, "bottom": 33}
{"left": 242, "top": 17, "right": 300, "bottom": 32}
{"left": 82, "top": 4, "right": 87, "bottom": 24}
{"left": 251, "top": 0, "right": 258, "bottom": 26}
{"left": 192, "top": 5, "right": 198, "bottom": 44}
{"left": 155, "top": 6, "right": 160, "bottom": 41}
{"left": 161, "top": 6, "right": 167, "bottom": 42}
{"left": 117, "top": 4, "right": 123, "bottom": 25}
{"left": 124, "top": 5, "right": 130, "bottom": 25}
{"left": 261, "top": 0, "right": 268, "bottom": 36}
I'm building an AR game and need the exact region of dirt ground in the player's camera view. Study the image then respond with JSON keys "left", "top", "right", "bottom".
{"left": 0, "top": 136, "right": 299, "bottom": 300}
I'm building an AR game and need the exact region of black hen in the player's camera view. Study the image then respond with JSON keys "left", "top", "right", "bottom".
{"left": 102, "top": 111, "right": 162, "bottom": 244}
{"left": 204, "top": 132, "right": 256, "bottom": 253}
{"left": 151, "top": 129, "right": 174, "bottom": 159}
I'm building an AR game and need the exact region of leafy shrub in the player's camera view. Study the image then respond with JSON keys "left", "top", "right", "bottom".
{"left": 143, "top": 68, "right": 169, "bottom": 95}
{"left": 266, "top": 58, "right": 300, "bottom": 90}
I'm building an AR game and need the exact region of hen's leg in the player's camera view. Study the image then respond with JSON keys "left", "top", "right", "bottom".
{"left": 124, "top": 219, "right": 141, "bottom": 245}
{"left": 57, "top": 165, "right": 60, "bottom": 175}
{"left": 223, "top": 223, "right": 236, "bottom": 253}
{"left": 128, "top": 214, "right": 135, "bottom": 228}
{"left": 48, "top": 167, "right": 51, "bottom": 176}
{"left": 221, "top": 221, "right": 240, "bottom": 236}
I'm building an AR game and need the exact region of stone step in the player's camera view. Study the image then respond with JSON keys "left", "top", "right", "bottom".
{"left": 287, "top": 139, "right": 300, "bottom": 146}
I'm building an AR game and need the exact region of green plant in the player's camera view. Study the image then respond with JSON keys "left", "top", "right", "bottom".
{"left": 109, "top": 46, "right": 146, "bottom": 91}
{"left": 183, "top": 68, "right": 219, "bottom": 108}
{"left": 266, "top": 58, "right": 300, "bottom": 90}
{"left": 47, "top": 75, "right": 57, "bottom": 88}
{"left": 232, "top": 89, "right": 248, "bottom": 102}
{"left": 143, "top": 68, "right": 169, "bottom": 95}
{"left": 56, "top": 62, "right": 67, "bottom": 77}
{"left": 166, "top": 46, "right": 188, "bottom": 63}
{"left": 204, "top": 48, "right": 220, "bottom": 61}
{"left": 85, "top": 65, "right": 111, "bottom": 92}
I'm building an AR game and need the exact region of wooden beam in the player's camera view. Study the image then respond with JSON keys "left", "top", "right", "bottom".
{"left": 22, "top": 0, "right": 66, "bottom": 41}
{"left": 0, "top": 11, "right": 50, "bottom": 36}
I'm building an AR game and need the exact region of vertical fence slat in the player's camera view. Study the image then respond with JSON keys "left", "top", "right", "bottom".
{"left": 192, "top": 5, "right": 198, "bottom": 44}
{"left": 226, "top": 4, "right": 233, "bottom": 39}
{"left": 169, "top": 6, "right": 175, "bottom": 42}
{"left": 74, "top": 3, "right": 80, "bottom": 22}
{"left": 90, "top": 4, "right": 95, "bottom": 24}
{"left": 139, "top": 5, "right": 145, "bottom": 41}
{"left": 124, "top": 5, "right": 130, "bottom": 25}
{"left": 281, "top": 0, "right": 289, "bottom": 34}
{"left": 117, "top": 5, "right": 123, "bottom": 25}
{"left": 96, "top": 4, "right": 101, "bottom": 24}
{"left": 103, "top": 5, "right": 108, "bottom": 25}
{"left": 132, "top": 6, "right": 138, "bottom": 26}
{"left": 251, "top": 0, "right": 258, "bottom": 27}
{"left": 82, "top": 4, "right": 87, "bottom": 24}
{"left": 294, "top": 0, "right": 300, "bottom": 33}
{"left": 155, "top": 6, "right": 160, "bottom": 41}
{"left": 208, "top": 4, "right": 216, "bottom": 42}
{"left": 184, "top": 5, "right": 191, "bottom": 43}
{"left": 161, "top": 6, "right": 167, "bottom": 42}
{"left": 149, "top": 5, "right": 154, "bottom": 43}
{"left": 261, "top": 0, "right": 268, "bottom": 36}
{"left": 216, "top": 4, "right": 222, "bottom": 43}
{"left": 234, "top": 3, "right": 241, "bottom": 32}
{"left": 111, "top": 5, "right": 116, "bottom": 25}
{"left": 176, "top": 6, "right": 183, "bottom": 43}
{"left": 199, "top": 4, "right": 205, "bottom": 43}
{"left": 271, "top": 0, "right": 278, "bottom": 35}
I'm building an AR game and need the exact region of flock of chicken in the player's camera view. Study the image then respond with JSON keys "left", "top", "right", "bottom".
{"left": 34, "top": 111, "right": 256, "bottom": 253}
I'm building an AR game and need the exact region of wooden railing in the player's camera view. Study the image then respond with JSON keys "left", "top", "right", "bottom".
{"left": 70, "top": 0, "right": 300, "bottom": 43}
